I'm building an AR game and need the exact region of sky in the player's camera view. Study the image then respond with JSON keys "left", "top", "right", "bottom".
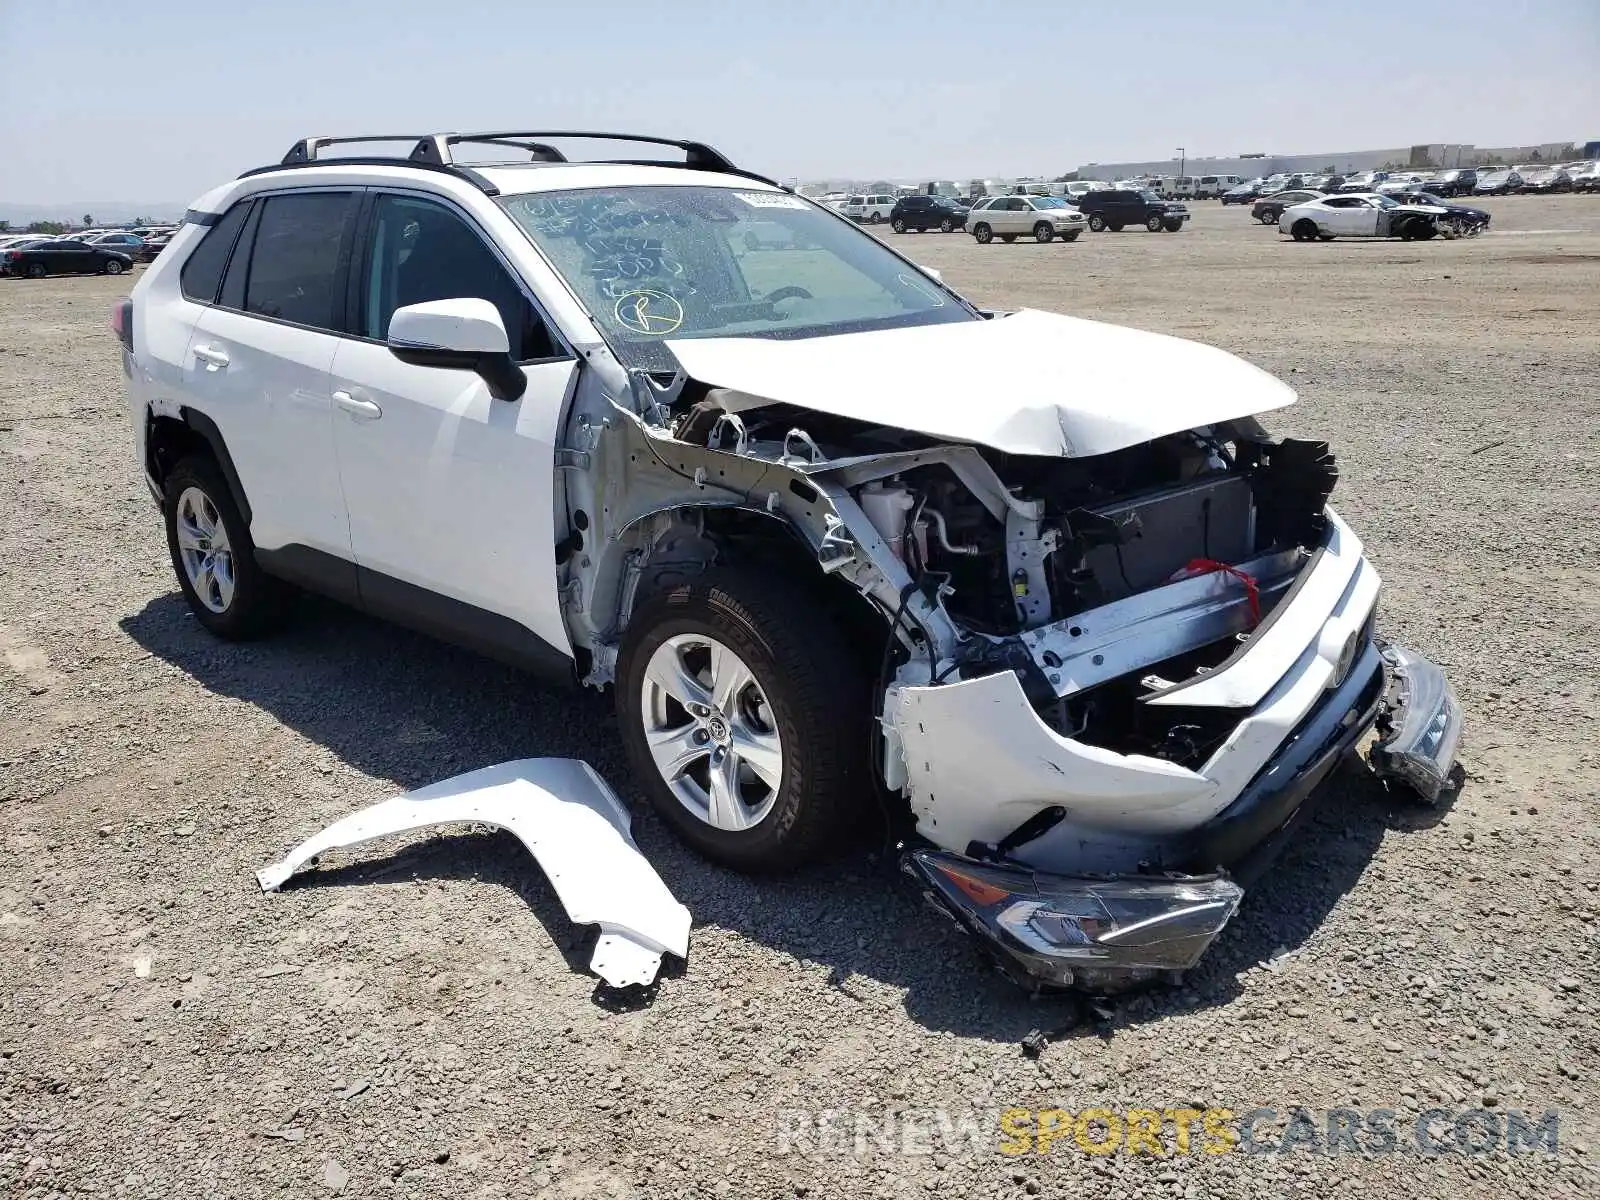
{"left": 1, "top": 0, "right": 1596, "bottom": 208}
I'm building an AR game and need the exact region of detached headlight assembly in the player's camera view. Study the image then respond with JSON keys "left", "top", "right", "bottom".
{"left": 904, "top": 850, "right": 1243, "bottom": 989}
{"left": 1371, "top": 642, "right": 1464, "bottom": 803}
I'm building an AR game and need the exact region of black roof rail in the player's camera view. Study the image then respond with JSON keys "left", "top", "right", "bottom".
{"left": 248, "top": 130, "right": 781, "bottom": 193}
{"left": 237, "top": 155, "right": 501, "bottom": 196}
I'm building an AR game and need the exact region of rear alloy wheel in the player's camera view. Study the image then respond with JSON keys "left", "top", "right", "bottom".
{"left": 26, "top": 262, "right": 46, "bottom": 279}
{"left": 616, "top": 570, "right": 867, "bottom": 872}
{"left": 1034, "top": 222, "right": 1054, "bottom": 243}
{"left": 1146, "top": 214, "right": 1165, "bottom": 232}
{"left": 1258, "top": 211, "right": 1277, "bottom": 225}
{"left": 1291, "top": 219, "right": 1319, "bottom": 242}
{"left": 1088, "top": 214, "right": 1107, "bottom": 232}
{"left": 891, "top": 217, "right": 907, "bottom": 233}
{"left": 163, "top": 456, "right": 288, "bottom": 639}
{"left": 973, "top": 222, "right": 993, "bottom": 244}
{"left": 102, "top": 259, "right": 125, "bottom": 275}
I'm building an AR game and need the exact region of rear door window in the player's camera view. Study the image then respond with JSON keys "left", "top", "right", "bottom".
{"left": 178, "top": 201, "right": 252, "bottom": 303}
{"left": 242, "top": 192, "right": 358, "bottom": 331}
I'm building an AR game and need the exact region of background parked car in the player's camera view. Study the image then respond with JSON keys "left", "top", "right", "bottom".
{"left": 841, "top": 193, "right": 896, "bottom": 223}
{"left": 79, "top": 231, "right": 148, "bottom": 256}
{"left": 966, "top": 195, "right": 1087, "bottom": 243}
{"left": 1429, "top": 169, "right": 1479, "bottom": 197}
{"left": 890, "top": 195, "right": 970, "bottom": 233}
{"left": 3, "top": 239, "right": 134, "bottom": 278}
{"left": 1221, "top": 182, "right": 1262, "bottom": 204}
{"left": 1572, "top": 164, "right": 1600, "bottom": 193}
{"left": 1519, "top": 167, "right": 1572, "bottom": 194}
{"left": 1251, "top": 189, "right": 1324, "bottom": 225}
{"left": 1077, "top": 188, "right": 1189, "bottom": 232}
{"left": 1474, "top": 169, "right": 1524, "bottom": 195}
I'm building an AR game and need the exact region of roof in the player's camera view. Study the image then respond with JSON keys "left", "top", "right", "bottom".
{"left": 188, "top": 159, "right": 781, "bottom": 217}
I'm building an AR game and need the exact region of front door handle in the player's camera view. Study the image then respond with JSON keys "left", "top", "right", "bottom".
{"left": 193, "top": 344, "right": 229, "bottom": 370}
{"left": 332, "top": 390, "right": 383, "bottom": 420}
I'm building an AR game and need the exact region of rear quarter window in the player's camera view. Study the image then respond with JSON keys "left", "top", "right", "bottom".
{"left": 178, "top": 201, "right": 252, "bottom": 303}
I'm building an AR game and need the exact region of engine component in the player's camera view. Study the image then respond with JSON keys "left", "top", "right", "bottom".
{"left": 859, "top": 481, "right": 916, "bottom": 562}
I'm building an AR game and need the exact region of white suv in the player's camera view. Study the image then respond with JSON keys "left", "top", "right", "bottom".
{"left": 841, "top": 193, "right": 896, "bottom": 223}
{"left": 118, "top": 129, "right": 1461, "bottom": 992}
{"left": 965, "top": 195, "right": 1087, "bottom": 244}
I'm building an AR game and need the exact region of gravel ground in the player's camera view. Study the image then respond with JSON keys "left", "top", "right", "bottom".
{"left": 2, "top": 195, "right": 1597, "bottom": 1199}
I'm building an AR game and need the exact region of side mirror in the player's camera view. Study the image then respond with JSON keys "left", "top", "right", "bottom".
{"left": 387, "top": 298, "right": 525, "bottom": 401}
{"left": 920, "top": 267, "right": 943, "bottom": 282}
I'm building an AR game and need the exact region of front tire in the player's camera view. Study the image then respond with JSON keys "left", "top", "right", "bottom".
{"left": 1146, "top": 214, "right": 1164, "bottom": 232}
{"left": 1290, "top": 219, "right": 1319, "bottom": 242}
{"left": 162, "top": 455, "right": 288, "bottom": 639}
{"left": 1034, "top": 222, "right": 1053, "bottom": 243}
{"left": 615, "top": 570, "right": 867, "bottom": 873}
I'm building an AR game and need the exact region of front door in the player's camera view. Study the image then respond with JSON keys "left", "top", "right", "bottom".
{"left": 329, "top": 190, "right": 577, "bottom": 664}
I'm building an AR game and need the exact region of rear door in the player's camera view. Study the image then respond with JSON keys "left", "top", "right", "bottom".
{"left": 183, "top": 189, "right": 358, "bottom": 576}
{"left": 327, "top": 189, "right": 577, "bottom": 664}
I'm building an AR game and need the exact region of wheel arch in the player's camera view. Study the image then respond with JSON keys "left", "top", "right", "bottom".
{"left": 145, "top": 407, "right": 252, "bottom": 525}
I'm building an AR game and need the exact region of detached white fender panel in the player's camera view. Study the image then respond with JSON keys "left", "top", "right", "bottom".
{"left": 255, "top": 759, "right": 691, "bottom": 988}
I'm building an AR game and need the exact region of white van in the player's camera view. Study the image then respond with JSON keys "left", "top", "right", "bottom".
{"left": 842, "top": 193, "right": 896, "bottom": 224}
{"left": 1194, "top": 174, "right": 1244, "bottom": 199}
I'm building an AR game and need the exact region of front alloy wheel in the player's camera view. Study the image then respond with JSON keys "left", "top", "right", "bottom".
{"left": 640, "top": 635, "right": 784, "bottom": 833}
{"left": 616, "top": 570, "right": 867, "bottom": 872}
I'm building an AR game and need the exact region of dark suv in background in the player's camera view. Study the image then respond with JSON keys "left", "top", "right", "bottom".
{"left": 1430, "top": 169, "right": 1479, "bottom": 197}
{"left": 1077, "top": 189, "right": 1190, "bottom": 232}
{"left": 889, "top": 195, "right": 971, "bottom": 233}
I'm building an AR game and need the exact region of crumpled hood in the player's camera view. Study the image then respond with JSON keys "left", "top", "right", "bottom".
{"left": 664, "top": 308, "right": 1295, "bottom": 458}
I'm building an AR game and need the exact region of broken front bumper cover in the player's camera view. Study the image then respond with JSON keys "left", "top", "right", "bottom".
{"left": 903, "top": 851, "right": 1243, "bottom": 993}
{"left": 904, "top": 640, "right": 1462, "bottom": 992}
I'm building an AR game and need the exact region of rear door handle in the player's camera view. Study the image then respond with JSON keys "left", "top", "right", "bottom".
{"left": 332, "top": 390, "right": 382, "bottom": 420}
{"left": 193, "top": 344, "right": 229, "bottom": 369}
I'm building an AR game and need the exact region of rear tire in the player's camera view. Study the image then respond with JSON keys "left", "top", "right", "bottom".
{"left": 868, "top": 211, "right": 883, "bottom": 224}
{"left": 26, "top": 262, "right": 46, "bottom": 279}
{"left": 1258, "top": 211, "right": 1277, "bottom": 225}
{"left": 162, "top": 455, "right": 289, "bottom": 640}
{"left": 1034, "top": 222, "right": 1053, "bottom": 243}
{"left": 940, "top": 218, "right": 956, "bottom": 233}
{"left": 1088, "top": 214, "right": 1107, "bottom": 232}
{"left": 102, "top": 259, "right": 125, "bottom": 275}
{"left": 615, "top": 570, "right": 868, "bottom": 873}
{"left": 891, "top": 217, "right": 907, "bottom": 233}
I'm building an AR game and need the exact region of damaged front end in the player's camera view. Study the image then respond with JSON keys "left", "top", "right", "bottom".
{"left": 554, "top": 312, "right": 1461, "bottom": 994}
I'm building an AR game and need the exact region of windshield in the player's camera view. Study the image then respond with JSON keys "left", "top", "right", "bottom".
{"left": 500, "top": 186, "right": 978, "bottom": 371}
{"left": 1031, "top": 196, "right": 1071, "bottom": 208}
{"left": 1370, "top": 195, "right": 1401, "bottom": 209}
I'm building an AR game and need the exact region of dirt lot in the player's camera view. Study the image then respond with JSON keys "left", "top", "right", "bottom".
{"left": 2, "top": 195, "right": 1598, "bottom": 1199}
